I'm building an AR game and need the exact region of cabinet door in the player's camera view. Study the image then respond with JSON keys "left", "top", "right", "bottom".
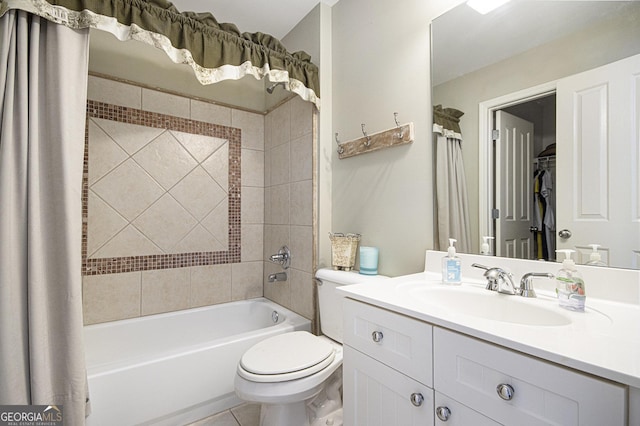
{"left": 343, "top": 298, "right": 433, "bottom": 386}
{"left": 435, "top": 392, "right": 502, "bottom": 426}
{"left": 434, "top": 328, "right": 627, "bottom": 426}
{"left": 344, "top": 346, "right": 434, "bottom": 426}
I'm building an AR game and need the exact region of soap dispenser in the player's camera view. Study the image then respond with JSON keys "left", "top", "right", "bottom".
{"left": 480, "top": 236, "right": 495, "bottom": 255}
{"left": 442, "top": 238, "right": 462, "bottom": 285}
{"left": 585, "top": 244, "right": 607, "bottom": 267}
{"left": 555, "top": 249, "right": 585, "bottom": 312}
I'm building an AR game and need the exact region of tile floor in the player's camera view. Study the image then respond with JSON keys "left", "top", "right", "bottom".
{"left": 188, "top": 403, "right": 260, "bottom": 426}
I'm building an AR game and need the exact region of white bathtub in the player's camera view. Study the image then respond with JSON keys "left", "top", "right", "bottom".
{"left": 84, "top": 297, "right": 311, "bottom": 426}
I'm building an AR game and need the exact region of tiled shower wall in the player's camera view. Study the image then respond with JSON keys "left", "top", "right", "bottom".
{"left": 263, "top": 97, "right": 315, "bottom": 321}
{"left": 82, "top": 75, "right": 267, "bottom": 325}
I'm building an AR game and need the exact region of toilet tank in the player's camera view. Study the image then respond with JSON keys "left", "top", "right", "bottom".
{"left": 315, "top": 268, "right": 388, "bottom": 343}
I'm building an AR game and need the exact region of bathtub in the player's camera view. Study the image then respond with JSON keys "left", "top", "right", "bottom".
{"left": 84, "top": 297, "right": 310, "bottom": 426}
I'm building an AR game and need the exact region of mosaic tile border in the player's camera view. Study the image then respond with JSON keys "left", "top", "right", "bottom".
{"left": 82, "top": 100, "right": 241, "bottom": 275}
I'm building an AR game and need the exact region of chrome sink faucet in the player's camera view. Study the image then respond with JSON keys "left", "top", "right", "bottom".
{"left": 519, "top": 272, "right": 554, "bottom": 298}
{"left": 472, "top": 263, "right": 517, "bottom": 295}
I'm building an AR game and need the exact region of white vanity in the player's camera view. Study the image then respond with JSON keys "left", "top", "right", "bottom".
{"left": 338, "top": 251, "right": 640, "bottom": 425}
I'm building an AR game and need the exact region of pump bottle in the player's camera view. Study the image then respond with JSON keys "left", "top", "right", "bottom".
{"left": 555, "top": 249, "right": 586, "bottom": 312}
{"left": 585, "top": 244, "right": 607, "bottom": 267}
{"left": 480, "top": 236, "right": 495, "bottom": 255}
{"left": 442, "top": 238, "right": 462, "bottom": 285}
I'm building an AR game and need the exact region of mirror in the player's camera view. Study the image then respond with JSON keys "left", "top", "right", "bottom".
{"left": 432, "top": 1, "right": 640, "bottom": 269}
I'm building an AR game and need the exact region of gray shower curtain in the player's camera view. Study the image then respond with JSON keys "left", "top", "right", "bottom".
{"left": 433, "top": 105, "right": 471, "bottom": 253}
{"left": 0, "top": 9, "right": 90, "bottom": 424}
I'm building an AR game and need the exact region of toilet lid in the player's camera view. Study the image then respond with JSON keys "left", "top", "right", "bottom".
{"left": 239, "top": 331, "right": 335, "bottom": 381}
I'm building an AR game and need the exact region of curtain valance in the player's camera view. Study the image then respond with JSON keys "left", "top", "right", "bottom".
{"left": 0, "top": 0, "right": 320, "bottom": 108}
{"left": 433, "top": 104, "right": 463, "bottom": 139}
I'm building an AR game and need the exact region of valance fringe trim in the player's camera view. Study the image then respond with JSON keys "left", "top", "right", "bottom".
{"left": 0, "top": 0, "right": 320, "bottom": 109}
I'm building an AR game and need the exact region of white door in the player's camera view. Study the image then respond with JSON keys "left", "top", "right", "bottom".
{"left": 495, "top": 111, "right": 535, "bottom": 259}
{"left": 556, "top": 54, "right": 640, "bottom": 268}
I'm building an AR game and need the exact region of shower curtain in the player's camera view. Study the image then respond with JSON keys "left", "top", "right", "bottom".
{"left": 0, "top": 9, "right": 90, "bottom": 423}
{"left": 433, "top": 106, "right": 471, "bottom": 253}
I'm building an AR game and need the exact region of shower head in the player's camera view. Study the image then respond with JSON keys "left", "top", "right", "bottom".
{"left": 266, "top": 81, "right": 286, "bottom": 94}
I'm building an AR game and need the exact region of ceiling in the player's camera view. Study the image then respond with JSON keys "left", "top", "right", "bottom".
{"left": 169, "top": 0, "right": 340, "bottom": 40}
{"left": 431, "top": 1, "right": 638, "bottom": 86}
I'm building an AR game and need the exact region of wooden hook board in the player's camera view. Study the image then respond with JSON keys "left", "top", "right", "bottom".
{"left": 338, "top": 122, "right": 414, "bottom": 159}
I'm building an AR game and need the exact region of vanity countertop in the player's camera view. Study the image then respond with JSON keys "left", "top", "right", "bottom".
{"left": 338, "top": 270, "right": 640, "bottom": 388}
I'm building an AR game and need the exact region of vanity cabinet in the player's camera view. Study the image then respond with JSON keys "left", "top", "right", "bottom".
{"left": 343, "top": 299, "right": 628, "bottom": 426}
{"left": 342, "top": 298, "right": 434, "bottom": 425}
{"left": 434, "top": 328, "right": 627, "bottom": 426}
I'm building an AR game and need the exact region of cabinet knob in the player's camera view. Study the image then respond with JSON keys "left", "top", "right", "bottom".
{"left": 435, "top": 406, "right": 451, "bottom": 421}
{"left": 371, "top": 330, "right": 384, "bottom": 343}
{"left": 496, "top": 383, "right": 515, "bottom": 400}
{"left": 409, "top": 392, "right": 424, "bottom": 407}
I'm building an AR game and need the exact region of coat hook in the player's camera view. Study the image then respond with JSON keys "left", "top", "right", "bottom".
{"left": 394, "top": 112, "right": 404, "bottom": 139}
{"left": 361, "top": 124, "right": 372, "bottom": 146}
{"left": 335, "top": 132, "right": 344, "bottom": 154}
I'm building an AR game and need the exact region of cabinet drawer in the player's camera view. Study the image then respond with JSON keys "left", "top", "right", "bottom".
{"left": 434, "top": 328, "right": 627, "bottom": 426}
{"left": 343, "top": 299, "right": 433, "bottom": 386}
{"left": 434, "top": 392, "right": 500, "bottom": 426}
{"left": 344, "top": 345, "right": 434, "bottom": 426}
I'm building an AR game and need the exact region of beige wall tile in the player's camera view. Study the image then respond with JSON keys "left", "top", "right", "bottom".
{"left": 190, "top": 100, "right": 232, "bottom": 126}
{"left": 264, "top": 112, "right": 274, "bottom": 151}
{"left": 290, "top": 269, "right": 314, "bottom": 320}
{"left": 241, "top": 186, "right": 264, "bottom": 224}
{"left": 264, "top": 225, "right": 290, "bottom": 265}
{"left": 290, "top": 225, "right": 313, "bottom": 273}
{"left": 270, "top": 184, "right": 290, "bottom": 225}
{"left": 232, "top": 109, "right": 265, "bottom": 151}
{"left": 263, "top": 262, "right": 291, "bottom": 309}
{"left": 82, "top": 272, "right": 141, "bottom": 325}
{"left": 232, "top": 262, "right": 263, "bottom": 301}
{"left": 88, "top": 75, "right": 141, "bottom": 109}
{"left": 289, "top": 96, "right": 313, "bottom": 140}
{"left": 190, "top": 264, "right": 232, "bottom": 308}
{"left": 290, "top": 133, "right": 313, "bottom": 182}
{"left": 290, "top": 180, "right": 313, "bottom": 226}
{"left": 141, "top": 268, "right": 190, "bottom": 315}
{"left": 241, "top": 149, "right": 264, "bottom": 187}
{"left": 270, "top": 100, "right": 291, "bottom": 147}
{"left": 270, "top": 142, "right": 290, "bottom": 186}
{"left": 142, "top": 88, "right": 190, "bottom": 119}
{"left": 242, "top": 224, "right": 264, "bottom": 262}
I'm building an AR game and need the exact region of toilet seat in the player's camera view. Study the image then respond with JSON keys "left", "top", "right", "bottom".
{"left": 238, "top": 331, "right": 335, "bottom": 383}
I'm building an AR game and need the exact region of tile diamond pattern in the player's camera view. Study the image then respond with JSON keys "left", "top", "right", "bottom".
{"left": 133, "top": 131, "right": 198, "bottom": 190}
{"left": 87, "top": 118, "right": 232, "bottom": 259}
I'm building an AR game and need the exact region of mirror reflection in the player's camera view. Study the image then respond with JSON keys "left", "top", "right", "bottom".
{"left": 432, "top": 1, "right": 640, "bottom": 269}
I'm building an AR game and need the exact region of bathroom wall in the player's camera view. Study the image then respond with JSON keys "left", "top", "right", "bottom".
{"left": 329, "top": 0, "right": 459, "bottom": 276}
{"left": 263, "top": 96, "right": 316, "bottom": 320}
{"left": 82, "top": 75, "right": 266, "bottom": 324}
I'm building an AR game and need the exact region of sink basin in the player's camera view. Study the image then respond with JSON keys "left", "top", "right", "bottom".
{"left": 403, "top": 284, "right": 572, "bottom": 326}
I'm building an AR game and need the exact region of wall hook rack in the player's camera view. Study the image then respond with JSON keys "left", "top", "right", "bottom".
{"left": 394, "top": 112, "right": 404, "bottom": 138}
{"left": 335, "top": 132, "right": 344, "bottom": 154}
{"left": 361, "top": 124, "right": 372, "bottom": 146}
{"left": 335, "top": 113, "right": 414, "bottom": 159}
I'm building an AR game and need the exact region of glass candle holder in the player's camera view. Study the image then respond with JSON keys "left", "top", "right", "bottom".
{"left": 359, "top": 246, "right": 379, "bottom": 275}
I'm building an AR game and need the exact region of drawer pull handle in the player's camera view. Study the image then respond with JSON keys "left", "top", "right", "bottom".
{"left": 496, "top": 383, "right": 515, "bottom": 400}
{"left": 410, "top": 392, "right": 424, "bottom": 407}
{"left": 371, "top": 330, "right": 384, "bottom": 343}
{"left": 435, "top": 406, "right": 451, "bottom": 421}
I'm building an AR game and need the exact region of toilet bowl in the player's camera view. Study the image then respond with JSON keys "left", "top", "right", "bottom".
{"left": 234, "top": 268, "right": 387, "bottom": 426}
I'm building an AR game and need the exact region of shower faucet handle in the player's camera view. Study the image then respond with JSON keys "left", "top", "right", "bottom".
{"left": 268, "top": 246, "right": 291, "bottom": 269}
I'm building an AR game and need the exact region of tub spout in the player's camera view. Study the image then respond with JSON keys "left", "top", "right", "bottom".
{"left": 268, "top": 272, "right": 287, "bottom": 283}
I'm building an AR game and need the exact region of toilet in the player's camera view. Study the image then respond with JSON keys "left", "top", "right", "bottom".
{"left": 234, "top": 268, "right": 387, "bottom": 426}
